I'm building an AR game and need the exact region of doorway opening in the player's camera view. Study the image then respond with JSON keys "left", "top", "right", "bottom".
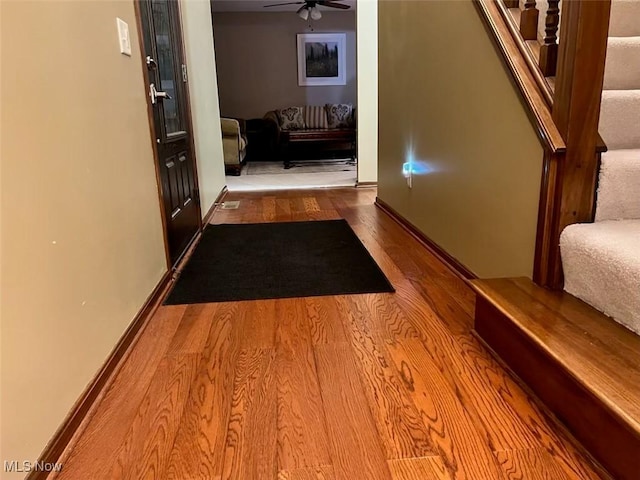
{"left": 210, "top": 0, "right": 360, "bottom": 191}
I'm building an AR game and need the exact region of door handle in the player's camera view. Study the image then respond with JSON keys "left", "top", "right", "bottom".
{"left": 149, "top": 83, "right": 172, "bottom": 104}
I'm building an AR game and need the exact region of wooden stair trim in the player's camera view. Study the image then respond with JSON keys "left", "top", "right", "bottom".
{"left": 470, "top": 278, "right": 640, "bottom": 431}
{"left": 471, "top": 277, "right": 640, "bottom": 480}
{"left": 474, "top": 0, "right": 565, "bottom": 153}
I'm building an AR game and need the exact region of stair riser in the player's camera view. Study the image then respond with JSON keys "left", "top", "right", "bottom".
{"left": 609, "top": 0, "right": 640, "bottom": 37}
{"left": 604, "top": 37, "right": 640, "bottom": 90}
{"left": 599, "top": 90, "right": 640, "bottom": 150}
{"left": 596, "top": 150, "right": 640, "bottom": 221}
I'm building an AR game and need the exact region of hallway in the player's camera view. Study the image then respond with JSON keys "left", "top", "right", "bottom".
{"left": 55, "top": 188, "right": 605, "bottom": 480}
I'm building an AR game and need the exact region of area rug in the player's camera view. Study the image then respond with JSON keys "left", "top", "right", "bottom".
{"left": 164, "top": 220, "right": 394, "bottom": 304}
{"left": 246, "top": 159, "right": 356, "bottom": 175}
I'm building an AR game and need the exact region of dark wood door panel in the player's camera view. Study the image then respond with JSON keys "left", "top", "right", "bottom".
{"left": 139, "top": 0, "right": 200, "bottom": 266}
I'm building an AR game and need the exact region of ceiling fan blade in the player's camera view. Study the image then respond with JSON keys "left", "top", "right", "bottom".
{"left": 263, "top": 1, "right": 305, "bottom": 7}
{"left": 318, "top": 1, "right": 351, "bottom": 9}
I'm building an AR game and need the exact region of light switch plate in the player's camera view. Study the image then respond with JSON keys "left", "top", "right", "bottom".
{"left": 116, "top": 18, "right": 132, "bottom": 56}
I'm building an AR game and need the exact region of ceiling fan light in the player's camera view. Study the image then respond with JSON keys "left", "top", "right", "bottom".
{"left": 298, "top": 6, "right": 310, "bottom": 20}
{"left": 310, "top": 6, "right": 322, "bottom": 20}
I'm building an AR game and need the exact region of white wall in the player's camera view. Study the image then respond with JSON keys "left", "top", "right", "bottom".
{"left": 181, "top": 0, "right": 226, "bottom": 214}
{"left": 356, "top": 0, "right": 378, "bottom": 183}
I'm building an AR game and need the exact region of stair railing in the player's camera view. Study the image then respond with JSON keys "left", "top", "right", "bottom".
{"left": 475, "top": 0, "right": 611, "bottom": 289}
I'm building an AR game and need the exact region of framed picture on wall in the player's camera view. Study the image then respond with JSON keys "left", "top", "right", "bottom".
{"left": 297, "top": 33, "right": 346, "bottom": 86}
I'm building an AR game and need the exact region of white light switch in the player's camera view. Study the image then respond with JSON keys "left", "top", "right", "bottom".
{"left": 116, "top": 18, "right": 131, "bottom": 56}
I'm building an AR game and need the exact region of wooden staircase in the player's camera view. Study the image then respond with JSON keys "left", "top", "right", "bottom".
{"left": 471, "top": 277, "right": 640, "bottom": 479}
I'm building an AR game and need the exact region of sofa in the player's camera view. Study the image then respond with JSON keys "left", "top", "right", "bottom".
{"left": 221, "top": 117, "right": 248, "bottom": 176}
{"left": 264, "top": 104, "right": 356, "bottom": 168}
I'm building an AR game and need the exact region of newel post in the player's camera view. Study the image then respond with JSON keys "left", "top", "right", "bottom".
{"left": 534, "top": 0, "right": 611, "bottom": 288}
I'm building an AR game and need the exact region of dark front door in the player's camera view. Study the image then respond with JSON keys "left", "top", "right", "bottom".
{"left": 139, "top": 0, "right": 200, "bottom": 266}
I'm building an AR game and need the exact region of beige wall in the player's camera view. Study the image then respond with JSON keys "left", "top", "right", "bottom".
{"left": 212, "top": 11, "right": 357, "bottom": 119}
{"left": 181, "top": 0, "right": 226, "bottom": 213}
{"left": 378, "top": 0, "right": 544, "bottom": 278}
{"left": 1, "top": 0, "right": 167, "bottom": 473}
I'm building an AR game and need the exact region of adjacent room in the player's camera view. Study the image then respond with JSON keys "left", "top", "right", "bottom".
{"left": 210, "top": 0, "right": 358, "bottom": 191}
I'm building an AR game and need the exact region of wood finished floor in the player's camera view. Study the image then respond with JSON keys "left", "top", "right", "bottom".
{"left": 55, "top": 188, "right": 607, "bottom": 480}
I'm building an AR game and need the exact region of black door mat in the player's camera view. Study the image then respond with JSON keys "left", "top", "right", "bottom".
{"left": 164, "top": 219, "right": 394, "bottom": 305}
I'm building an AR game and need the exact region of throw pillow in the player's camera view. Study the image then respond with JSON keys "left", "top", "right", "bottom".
{"left": 304, "top": 105, "right": 329, "bottom": 129}
{"left": 277, "top": 107, "right": 305, "bottom": 130}
{"left": 325, "top": 103, "right": 353, "bottom": 129}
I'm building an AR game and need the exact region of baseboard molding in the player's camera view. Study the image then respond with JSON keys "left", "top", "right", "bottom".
{"left": 29, "top": 186, "right": 232, "bottom": 478}
{"left": 27, "top": 269, "right": 173, "bottom": 480}
{"left": 374, "top": 197, "right": 477, "bottom": 281}
{"left": 202, "top": 186, "right": 229, "bottom": 225}
{"left": 356, "top": 181, "right": 377, "bottom": 187}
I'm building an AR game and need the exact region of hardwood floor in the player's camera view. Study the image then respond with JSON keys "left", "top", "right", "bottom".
{"left": 54, "top": 188, "right": 608, "bottom": 480}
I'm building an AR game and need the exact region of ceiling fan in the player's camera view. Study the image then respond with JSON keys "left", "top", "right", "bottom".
{"left": 263, "top": 1, "right": 350, "bottom": 21}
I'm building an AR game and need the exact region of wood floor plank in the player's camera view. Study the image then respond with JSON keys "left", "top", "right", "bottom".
{"left": 241, "top": 299, "right": 277, "bottom": 349}
{"left": 314, "top": 343, "right": 391, "bottom": 480}
{"left": 385, "top": 338, "right": 506, "bottom": 479}
{"left": 165, "top": 303, "right": 242, "bottom": 480}
{"left": 292, "top": 210, "right": 343, "bottom": 221}
{"left": 350, "top": 226, "right": 545, "bottom": 453}
{"left": 109, "top": 353, "right": 199, "bottom": 479}
{"left": 57, "top": 188, "right": 608, "bottom": 480}
{"left": 355, "top": 293, "right": 421, "bottom": 342}
{"left": 278, "top": 465, "right": 336, "bottom": 480}
{"left": 336, "top": 295, "right": 435, "bottom": 460}
{"left": 303, "top": 296, "right": 348, "bottom": 345}
{"left": 263, "top": 196, "right": 277, "bottom": 221}
{"left": 165, "top": 303, "right": 218, "bottom": 355}
{"left": 495, "top": 448, "right": 572, "bottom": 480}
{"left": 221, "top": 348, "right": 278, "bottom": 480}
{"left": 302, "top": 197, "right": 321, "bottom": 213}
{"left": 276, "top": 198, "right": 293, "bottom": 220}
{"left": 56, "top": 305, "right": 187, "bottom": 479}
{"left": 388, "top": 457, "right": 453, "bottom": 480}
{"left": 275, "top": 298, "right": 331, "bottom": 470}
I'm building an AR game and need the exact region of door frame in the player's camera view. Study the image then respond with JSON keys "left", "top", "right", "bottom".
{"left": 134, "top": 0, "right": 203, "bottom": 269}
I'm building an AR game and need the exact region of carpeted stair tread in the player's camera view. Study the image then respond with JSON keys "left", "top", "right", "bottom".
{"left": 599, "top": 89, "right": 640, "bottom": 150}
{"left": 560, "top": 220, "right": 640, "bottom": 337}
{"left": 595, "top": 149, "right": 640, "bottom": 221}
{"left": 604, "top": 36, "right": 640, "bottom": 90}
{"left": 609, "top": 0, "right": 640, "bottom": 37}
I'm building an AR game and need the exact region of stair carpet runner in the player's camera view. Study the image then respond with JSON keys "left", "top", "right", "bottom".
{"left": 560, "top": 0, "right": 640, "bottom": 335}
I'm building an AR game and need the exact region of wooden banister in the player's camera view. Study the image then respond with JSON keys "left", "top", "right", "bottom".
{"left": 495, "top": 0, "right": 554, "bottom": 105}
{"left": 539, "top": 0, "right": 560, "bottom": 76}
{"left": 534, "top": 0, "right": 611, "bottom": 288}
{"left": 476, "top": 0, "right": 611, "bottom": 289}
{"left": 475, "top": 0, "right": 564, "bottom": 152}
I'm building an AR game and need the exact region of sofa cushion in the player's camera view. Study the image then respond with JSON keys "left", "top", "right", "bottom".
{"left": 304, "top": 106, "right": 329, "bottom": 129}
{"left": 326, "top": 103, "right": 353, "bottom": 128}
{"left": 277, "top": 107, "right": 305, "bottom": 131}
